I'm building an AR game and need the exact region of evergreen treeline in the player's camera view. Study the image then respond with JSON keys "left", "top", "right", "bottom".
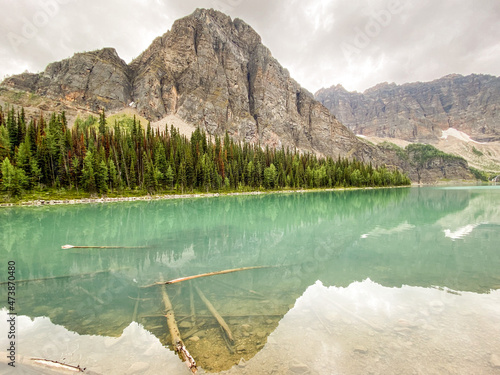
{"left": 0, "top": 106, "right": 410, "bottom": 199}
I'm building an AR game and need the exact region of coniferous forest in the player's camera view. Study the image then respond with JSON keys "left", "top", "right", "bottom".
{"left": 0, "top": 106, "right": 410, "bottom": 200}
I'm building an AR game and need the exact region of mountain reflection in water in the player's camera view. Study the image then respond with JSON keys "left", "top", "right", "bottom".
{"left": 1, "top": 186, "right": 499, "bottom": 374}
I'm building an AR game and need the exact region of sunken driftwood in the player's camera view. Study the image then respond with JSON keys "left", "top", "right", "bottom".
{"left": 62, "top": 244, "right": 148, "bottom": 249}
{"left": 141, "top": 313, "right": 284, "bottom": 319}
{"left": 75, "top": 285, "right": 104, "bottom": 304}
{"left": 142, "top": 266, "right": 270, "bottom": 288}
{"left": 194, "top": 285, "right": 234, "bottom": 343}
{"left": 159, "top": 274, "right": 197, "bottom": 373}
{"left": 0, "top": 269, "right": 116, "bottom": 285}
{"left": 189, "top": 281, "right": 196, "bottom": 326}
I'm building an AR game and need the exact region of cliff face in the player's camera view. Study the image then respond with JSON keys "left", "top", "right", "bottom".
{"left": 3, "top": 48, "right": 132, "bottom": 112}
{"left": 315, "top": 74, "right": 500, "bottom": 143}
{"left": 1, "top": 9, "right": 377, "bottom": 163}
{"left": 128, "top": 9, "right": 368, "bottom": 160}
{"left": 0, "top": 9, "right": 473, "bottom": 182}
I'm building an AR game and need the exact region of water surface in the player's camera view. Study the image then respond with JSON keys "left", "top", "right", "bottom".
{"left": 1, "top": 186, "right": 499, "bottom": 374}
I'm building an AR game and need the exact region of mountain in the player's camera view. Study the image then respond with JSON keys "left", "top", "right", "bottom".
{"left": 0, "top": 9, "right": 473, "bottom": 182}
{"left": 315, "top": 74, "right": 500, "bottom": 143}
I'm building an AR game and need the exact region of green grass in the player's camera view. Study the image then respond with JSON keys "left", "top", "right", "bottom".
{"left": 406, "top": 143, "right": 465, "bottom": 164}
{"left": 472, "top": 146, "right": 484, "bottom": 157}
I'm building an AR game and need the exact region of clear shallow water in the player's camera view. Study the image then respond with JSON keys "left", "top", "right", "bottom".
{"left": 1, "top": 186, "right": 500, "bottom": 374}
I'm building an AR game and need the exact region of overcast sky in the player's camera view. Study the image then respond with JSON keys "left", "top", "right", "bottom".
{"left": 1, "top": 0, "right": 499, "bottom": 93}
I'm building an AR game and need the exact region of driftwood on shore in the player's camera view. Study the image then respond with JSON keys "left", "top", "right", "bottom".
{"left": 159, "top": 274, "right": 197, "bottom": 373}
{"left": 142, "top": 266, "right": 270, "bottom": 288}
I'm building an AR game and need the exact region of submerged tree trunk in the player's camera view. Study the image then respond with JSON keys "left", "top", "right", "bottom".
{"left": 159, "top": 274, "right": 197, "bottom": 373}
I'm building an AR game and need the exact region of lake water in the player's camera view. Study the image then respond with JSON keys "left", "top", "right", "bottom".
{"left": 1, "top": 186, "right": 500, "bottom": 374}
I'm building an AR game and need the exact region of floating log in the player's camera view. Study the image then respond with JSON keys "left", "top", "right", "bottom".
{"left": 62, "top": 244, "right": 148, "bottom": 249}
{"left": 0, "top": 269, "right": 117, "bottom": 285}
{"left": 30, "top": 358, "right": 85, "bottom": 372}
{"left": 159, "top": 274, "right": 197, "bottom": 373}
{"left": 142, "top": 266, "right": 270, "bottom": 288}
{"left": 194, "top": 285, "right": 234, "bottom": 343}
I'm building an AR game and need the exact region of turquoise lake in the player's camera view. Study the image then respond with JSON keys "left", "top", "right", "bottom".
{"left": 1, "top": 186, "right": 500, "bottom": 374}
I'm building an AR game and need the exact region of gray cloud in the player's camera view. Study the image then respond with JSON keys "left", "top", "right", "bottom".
{"left": 1, "top": 0, "right": 499, "bottom": 93}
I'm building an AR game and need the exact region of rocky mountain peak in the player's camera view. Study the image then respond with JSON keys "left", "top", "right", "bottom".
{"left": 0, "top": 9, "right": 474, "bottom": 182}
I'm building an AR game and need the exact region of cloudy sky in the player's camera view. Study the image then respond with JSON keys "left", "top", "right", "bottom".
{"left": 1, "top": 0, "right": 499, "bottom": 93}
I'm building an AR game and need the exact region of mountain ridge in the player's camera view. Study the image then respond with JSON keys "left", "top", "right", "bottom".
{"left": 0, "top": 8, "right": 473, "bottom": 182}
{"left": 315, "top": 73, "right": 500, "bottom": 143}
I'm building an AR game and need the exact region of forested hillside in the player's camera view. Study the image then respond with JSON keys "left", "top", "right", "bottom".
{"left": 0, "top": 106, "right": 410, "bottom": 200}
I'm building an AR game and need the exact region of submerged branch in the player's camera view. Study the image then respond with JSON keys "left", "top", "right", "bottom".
{"left": 141, "top": 265, "right": 271, "bottom": 288}
{"left": 194, "top": 284, "right": 234, "bottom": 343}
{"left": 159, "top": 274, "right": 198, "bottom": 373}
{"left": 0, "top": 269, "right": 120, "bottom": 285}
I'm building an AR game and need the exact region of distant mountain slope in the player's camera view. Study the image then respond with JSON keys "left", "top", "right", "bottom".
{"left": 315, "top": 74, "right": 500, "bottom": 143}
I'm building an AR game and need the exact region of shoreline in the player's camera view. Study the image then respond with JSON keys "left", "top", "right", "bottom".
{"left": 1, "top": 180, "right": 483, "bottom": 208}
{"left": 0, "top": 186, "right": 410, "bottom": 208}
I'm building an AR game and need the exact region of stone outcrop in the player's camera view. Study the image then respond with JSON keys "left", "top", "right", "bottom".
{"left": 315, "top": 74, "right": 500, "bottom": 143}
{"left": 3, "top": 48, "right": 132, "bottom": 112}
{"left": 0, "top": 9, "right": 473, "bottom": 182}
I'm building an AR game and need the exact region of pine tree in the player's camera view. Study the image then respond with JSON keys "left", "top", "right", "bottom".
{"left": 99, "top": 109, "right": 106, "bottom": 135}
{"left": 264, "top": 163, "right": 277, "bottom": 189}
{"left": 165, "top": 164, "right": 174, "bottom": 190}
{"left": 81, "top": 150, "right": 97, "bottom": 193}
{"left": 96, "top": 160, "right": 109, "bottom": 193}
{"left": 108, "top": 159, "right": 119, "bottom": 192}
{"left": 0, "top": 126, "right": 11, "bottom": 162}
{"left": 1, "top": 157, "right": 27, "bottom": 198}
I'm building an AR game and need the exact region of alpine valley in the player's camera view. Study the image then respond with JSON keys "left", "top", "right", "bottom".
{"left": 2, "top": 8, "right": 497, "bottom": 183}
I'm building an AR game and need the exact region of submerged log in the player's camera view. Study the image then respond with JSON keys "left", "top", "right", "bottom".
{"left": 159, "top": 274, "right": 197, "bottom": 373}
{"left": 62, "top": 244, "right": 148, "bottom": 249}
{"left": 142, "top": 266, "right": 270, "bottom": 288}
{"left": 0, "top": 269, "right": 117, "bottom": 285}
{"left": 211, "top": 279, "right": 266, "bottom": 298}
{"left": 74, "top": 286, "right": 105, "bottom": 305}
{"left": 141, "top": 313, "right": 284, "bottom": 319}
{"left": 194, "top": 285, "right": 234, "bottom": 343}
{"left": 189, "top": 281, "right": 196, "bottom": 326}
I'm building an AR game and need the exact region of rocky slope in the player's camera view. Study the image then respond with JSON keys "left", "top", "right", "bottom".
{"left": 3, "top": 48, "right": 132, "bottom": 112}
{"left": 315, "top": 74, "right": 500, "bottom": 143}
{"left": 0, "top": 9, "right": 473, "bottom": 182}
